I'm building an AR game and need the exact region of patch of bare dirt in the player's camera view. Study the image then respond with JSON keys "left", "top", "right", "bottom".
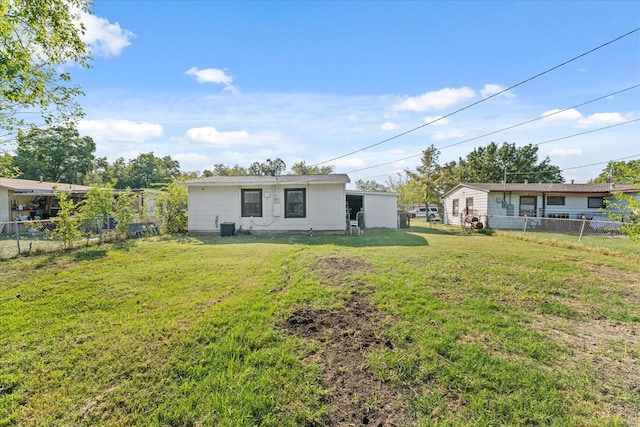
{"left": 283, "top": 294, "right": 413, "bottom": 426}
{"left": 310, "top": 256, "right": 375, "bottom": 287}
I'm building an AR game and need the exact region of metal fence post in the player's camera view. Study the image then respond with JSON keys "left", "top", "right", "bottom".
{"left": 14, "top": 221, "right": 21, "bottom": 255}
{"left": 522, "top": 216, "right": 528, "bottom": 236}
{"left": 578, "top": 218, "right": 587, "bottom": 243}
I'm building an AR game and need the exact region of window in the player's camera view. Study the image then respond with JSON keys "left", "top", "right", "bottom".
{"left": 588, "top": 197, "right": 605, "bottom": 209}
{"left": 465, "top": 197, "right": 474, "bottom": 215}
{"left": 241, "top": 189, "right": 262, "bottom": 217}
{"left": 452, "top": 199, "right": 459, "bottom": 216}
{"left": 547, "top": 196, "right": 565, "bottom": 206}
{"left": 519, "top": 196, "right": 537, "bottom": 216}
{"left": 285, "top": 188, "right": 306, "bottom": 218}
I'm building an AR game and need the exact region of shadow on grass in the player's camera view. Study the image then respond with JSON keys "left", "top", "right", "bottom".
{"left": 180, "top": 224, "right": 465, "bottom": 248}
{"left": 74, "top": 248, "right": 109, "bottom": 261}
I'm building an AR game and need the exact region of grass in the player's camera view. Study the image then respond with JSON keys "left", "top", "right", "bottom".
{"left": 1, "top": 223, "right": 639, "bottom": 426}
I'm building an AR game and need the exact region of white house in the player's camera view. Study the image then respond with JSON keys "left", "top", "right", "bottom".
{"left": 441, "top": 182, "right": 639, "bottom": 228}
{"left": 0, "top": 178, "right": 92, "bottom": 222}
{"left": 181, "top": 174, "right": 399, "bottom": 235}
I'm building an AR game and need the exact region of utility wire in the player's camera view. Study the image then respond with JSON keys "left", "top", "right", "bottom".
{"left": 532, "top": 118, "right": 640, "bottom": 146}
{"left": 346, "top": 85, "right": 640, "bottom": 174}
{"left": 313, "top": 27, "right": 640, "bottom": 167}
{"left": 354, "top": 154, "right": 640, "bottom": 183}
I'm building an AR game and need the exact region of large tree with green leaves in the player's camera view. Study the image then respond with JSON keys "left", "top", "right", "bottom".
{"left": 405, "top": 145, "right": 443, "bottom": 207}
{"left": 14, "top": 125, "right": 96, "bottom": 183}
{"left": 1, "top": 0, "right": 90, "bottom": 136}
{"left": 591, "top": 160, "right": 640, "bottom": 185}
{"left": 456, "top": 142, "right": 563, "bottom": 184}
{"left": 593, "top": 160, "right": 640, "bottom": 241}
{"left": 0, "top": 153, "right": 20, "bottom": 177}
{"left": 290, "top": 161, "right": 335, "bottom": 175}
{"left": 124, "top": 152, "right": 181, "bottom": 189}
{"left": 202, "top": 163, "right": 249, "bottom": 177}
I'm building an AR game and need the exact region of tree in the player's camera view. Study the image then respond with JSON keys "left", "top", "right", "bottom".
{"left": 593, "top": 160, "right": 640, "bottom": 241}
{"left": 112, "top": 189, "right": 137, "bottom": 239}
{"left": 154, "top": 180, "right": 188, "bottom": 234}
{"left": 456, "top": 142, "right": 563, "bottom": 184}
{"left": 1, "top": 0, "right": 90, "bottom": 136}
{"left": 355, "top": 179, "right": 388, "bottom": 192}
{"left": 202, "top": 163, "right": 249, "bottom": 176}
{"left": 591, "top": 160, "right": 640, "bottom": 185}
{"left": 125, "top": 152, "right": 181, "bottom": 189}
{"left": 51, "top": 191, "right": 81, "bottom": 248}
{"left": 14, "top": 125, "right": 96, "bottom": 183}
{"left": 248, "top": 158, "right": 286, "bottom": 176}
{"left": 405, "top": 145, "right": 443, "bottom": 208}
{"left": 0, "top": 153, "right": 20, "bottom": 178}
{"left": 78, "top": 185, "right": 114, "bottom": 236}
{"left": 290, "top": 161, "right": 335, "bottom": 175}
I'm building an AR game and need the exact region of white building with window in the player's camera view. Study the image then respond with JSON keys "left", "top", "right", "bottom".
{"left": 441, "top": 182, "right": 639, "bottom": 228}
{"left": 182, "top": 174, "right": 356, "bottom": 235}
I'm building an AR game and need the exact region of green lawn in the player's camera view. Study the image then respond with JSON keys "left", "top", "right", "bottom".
{"left": 1, "top": 223, "right": 638, "bottom": 426}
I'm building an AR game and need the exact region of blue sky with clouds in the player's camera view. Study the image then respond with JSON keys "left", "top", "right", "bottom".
{"left": 72, "top": 1, "right": 639, "bottom": 185}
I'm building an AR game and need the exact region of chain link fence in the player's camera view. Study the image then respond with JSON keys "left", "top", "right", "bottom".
{"left": 482, "top": 214, "right": 638, "bottom": 256}
{"left": 0, "top": 218, "right": 160, "bottom": 260}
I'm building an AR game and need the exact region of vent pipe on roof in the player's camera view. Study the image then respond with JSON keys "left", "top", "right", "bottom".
{"left": 571, "top": 180, "right": 574, "bottom": 184}
{"left": 39, "top": 175, "right": 43, "bottom": 183}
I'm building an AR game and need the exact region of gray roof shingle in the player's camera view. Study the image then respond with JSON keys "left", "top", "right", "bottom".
{"left": 182, "top": 174, "right": 351, "bottom": 186}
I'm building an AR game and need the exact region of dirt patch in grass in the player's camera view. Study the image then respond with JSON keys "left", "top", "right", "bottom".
{"left": 283, "top": 295, "right": 413, "bottom": 426}
{"left": 529, "top": 314, "right": 640, "bottom": 424}
{"left": 285, "top": 255, "right": 411, "bottom": 425}
{"left": 310, "top": 256, "right": 375, "bottom": 287}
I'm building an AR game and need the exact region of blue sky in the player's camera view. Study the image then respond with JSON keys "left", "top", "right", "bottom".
{"left": 72, "top": 1, "right": 639, "bottom": 186}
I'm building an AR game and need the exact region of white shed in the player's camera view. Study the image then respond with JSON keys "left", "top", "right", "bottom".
{"left": 346, "top": 190, "right": 399, "bottom": 229}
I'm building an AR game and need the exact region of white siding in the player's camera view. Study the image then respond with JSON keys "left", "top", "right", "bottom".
{"left": 362, "top": 193, "right": 398, "bottom": 229}
{"left": 187, "top": 183, "right": 346, "bottom": 233}
{"left": 0, "top": 188, "right": 9, "bottom": 221}
{"left": 442, "top": 187, "right": 487, "bottom": 225}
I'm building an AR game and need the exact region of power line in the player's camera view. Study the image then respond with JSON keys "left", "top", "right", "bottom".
{"left": 353, "top": 154, "right": 640, "bottom": 183}
{"left": 533, "top": 118, "right": 640, "bottom": 146}
{"left": 312, "top": 27, "right": 640, "bottom": 167}
{"left": 346, "top": 85, "right": 640, "bottom": 174}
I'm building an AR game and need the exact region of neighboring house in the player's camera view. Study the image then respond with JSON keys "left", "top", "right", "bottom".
{"left": 0, "top": 178, "right": 92, "bottom": 222}
{"left": 181, "top": 174, "right": 399, "bottom": 235}
{"left": 441, "top": 182, "right": 639, "bottom": 228}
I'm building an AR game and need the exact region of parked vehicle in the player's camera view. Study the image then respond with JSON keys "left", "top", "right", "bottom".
{"left": 409, "top": 206, "right": 440, "bottom": 221}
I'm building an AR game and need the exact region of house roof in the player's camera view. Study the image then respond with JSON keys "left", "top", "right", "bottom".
{"left": 0, "top": 178, "right": 92, "bottom": 194}
{"left": 181, "top": 174, "right": 351, "bottom": 186}
{"left": 443, "top": 182, "right": 638, "bottom": 198}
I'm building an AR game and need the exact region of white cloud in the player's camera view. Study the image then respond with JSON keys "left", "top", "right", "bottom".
{"left": 578, "top": 112, "right": 628, "bottom": 127}
{"left": 541, "top": 108, "right": 583, "bottom": 122}
{"left": 547, "top": 148, "right": 583, "bottom": 157}
{"left": 541, "top": 109, "right": 629, "bottom": 128}
{"left": 78, "top": 119, "right": 163, "bottom": 142}
{"left": 431, "top": 130, "right": 464, "bottom": 141}
{"left": 185, "top": 67, "right": 238, "bottom": 93}
{"left": 172, "top": 153, "right": 212, "bottom": 171}
{"left": 80, "top": 12, "right": 135, "bottom": 57}
{"left": 183, "top": 126, "right": 253, "bottom": 147}
{"left": 480, "top": 84, "right": 515, "bottom": 99}
{"left": 333, "top": 157, "right": 366, "bottom": 169}
{"left": 424, "top": 116, "right": 449, "bottom": 126}
{"left": 393, "top": 87, "right": 476, "bottom": 112}
{"left": 380, "top": 122, "right": 398, "bottom": 131}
